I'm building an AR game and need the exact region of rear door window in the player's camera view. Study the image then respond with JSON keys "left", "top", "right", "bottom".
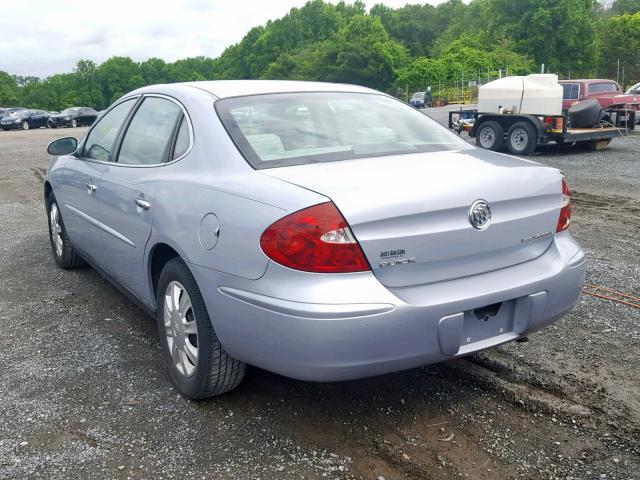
{"left": 117, "top": 97, "right": 182, "bottom": 165}
{"left": 172, "top": 117, "right": 190, "bottom": 160}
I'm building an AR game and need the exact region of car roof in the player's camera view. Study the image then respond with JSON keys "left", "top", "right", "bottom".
{"left": 134, "top": 80, "right": 379, "bottom": 99}
{"left": 559, "top": 79, "right": 617, "bottom": 84}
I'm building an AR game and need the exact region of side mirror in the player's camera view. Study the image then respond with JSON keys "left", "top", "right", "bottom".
{"left": 47, "top": 137, "right": 78, "bottom": 156}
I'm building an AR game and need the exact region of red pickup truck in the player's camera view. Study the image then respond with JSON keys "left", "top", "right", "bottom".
{"left": 559, "top": 79, "right": 640, "bottom": 110}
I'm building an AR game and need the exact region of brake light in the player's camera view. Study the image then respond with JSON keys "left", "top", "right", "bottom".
{"left": 556, "top": 175, "right": 571, "bottom": 232}
{"left": 260, "top": 202, "right": 370, "bottom": 273}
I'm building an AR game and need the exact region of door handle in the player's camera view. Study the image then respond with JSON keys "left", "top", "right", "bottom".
{"left": 86, "top": 183, "right": 97, "bottom": 194}
{"left": 135, "top": 198, "right": 151, "bottom": 210}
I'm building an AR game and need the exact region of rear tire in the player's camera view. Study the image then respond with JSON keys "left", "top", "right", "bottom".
{"left": 71, "top": 119, "right": 77, "bottom": 128}
{"left": 506, "top": 121, "right": 537, "bottom": 155}
{"left": 47, "top": 192, "right": 85, "bottom": 269}
{"left": 157, "top": 258, "right": 246, "bottom": 399}
{"left": 476, "top": 121, "right": 505, "bottom": 151}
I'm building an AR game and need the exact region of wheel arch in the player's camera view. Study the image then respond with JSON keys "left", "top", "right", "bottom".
{"left": 44, "top": 181, "right": 53, "bottom": 208}
{"left": 148, "top": 242, "right": 182, "bottom": 305}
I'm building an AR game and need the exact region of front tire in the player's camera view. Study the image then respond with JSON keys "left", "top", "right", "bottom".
{"left": 22, "top": 121, "right": 29, "bottom": 130}
{"left": 157, "top": 258, "right": 246, "bottom": 399}
{"left": 506, "top": 121, "right": 537, "bottom": 155}
{"left": 71, "top": 119, "right": 77, "bottom": 128}
{"left": 47, "top": 193, "right": 85, "bottom": 269}
{"left": 476, "top": 121, "right": 505, "bottom": 151}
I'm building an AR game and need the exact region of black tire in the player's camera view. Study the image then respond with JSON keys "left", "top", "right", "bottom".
{"left": 156, "top": 258, "right": 246, "bottom": 399}
{"left": 22, "top": 121, "right": 29, "bottom": 130}
{"left": 46, "top": 192, "right": 85, "bottom": 269}
{"left": 475, "top": 121, "right": 505, "bottom": 151}
{"left": 506, "top": 121, "right": 537, "bottom": 155}
{"left": 71, "top": 119, "right": 77, "bottom": 128}
{"left": 568, "top": 99, "right": 601, "bottom": 128}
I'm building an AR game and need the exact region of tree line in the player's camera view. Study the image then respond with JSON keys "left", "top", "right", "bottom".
{"left": 1, "top": 0, "right": 639, "bottom": 111}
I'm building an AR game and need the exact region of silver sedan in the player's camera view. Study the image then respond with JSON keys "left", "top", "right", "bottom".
{"left": 44, "top": 81, "right": 585, "bottom": 398}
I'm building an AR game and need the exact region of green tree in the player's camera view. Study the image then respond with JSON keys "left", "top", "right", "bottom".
{"left": 0, "top": 71, "right": 20, "bottom": 105}
{"left": 96, "top": 57, "right": 144, "bottom": 105}
{"left": 296, "top": 15, "right": 408, "bottom": 90}
{"left": 599, "top": 12, "right": 640, "bottom": 86}
{"left": 487, "top": 0, "right": 600, "bottom": 75}
{"left": 609, "top": 0, "right": 640, "bottom": 15}
{"left": 370, "top": 3, "right": 444, "bottom": 57}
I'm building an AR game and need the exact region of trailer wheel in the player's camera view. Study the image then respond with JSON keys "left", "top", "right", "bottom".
{"left": 507, "top": 121, "right": 537, "bottom": 155}
{"left": 476, "top": 121, "right": 504, "bottom": 151}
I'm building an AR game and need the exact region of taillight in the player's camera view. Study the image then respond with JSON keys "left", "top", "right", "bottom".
{"left": 260, "top": 202, "right": 370, "bottom": 273}
{"left": 556, "top": 175, "right": 571, "bottom": 232}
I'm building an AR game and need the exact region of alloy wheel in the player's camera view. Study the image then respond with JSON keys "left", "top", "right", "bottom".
{"left": 49, "top": 203, "right": 63, "bottom": 257}
{"left": 163, "top": 281, "right": 199, "bottom": 377}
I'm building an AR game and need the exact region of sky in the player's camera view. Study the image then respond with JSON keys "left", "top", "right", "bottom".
{"left": 1, "top": 0, "right": 452, "bottom": 78}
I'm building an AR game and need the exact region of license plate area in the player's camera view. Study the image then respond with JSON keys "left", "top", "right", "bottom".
{"left": 462, "top": 300, "right": 514, "bottom": 345}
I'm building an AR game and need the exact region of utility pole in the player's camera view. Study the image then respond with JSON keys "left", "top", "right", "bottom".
{"left": 541, "top": 63, "right": 545, "bottom": 74}
{"left": 617, "top": 59, "right": 620, "bottom": 84}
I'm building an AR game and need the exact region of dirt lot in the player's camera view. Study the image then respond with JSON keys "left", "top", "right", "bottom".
{"left": 0, "top": 117, "right": 638, "bottom": 480}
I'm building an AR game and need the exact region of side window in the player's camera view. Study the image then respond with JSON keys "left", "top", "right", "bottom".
{"left": 118, "top": 97, "right": 182, "bottom": 165}
{"left": 561, "top": 84, "right": 579, "bottom": 100}
{"left": 172, "top": 117, "right": 190, "bottom": 160}
{"left": 83, "top": 99, "right": 136, "bottom": 161}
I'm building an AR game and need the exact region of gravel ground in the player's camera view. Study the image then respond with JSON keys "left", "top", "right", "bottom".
{"left": 0, "top": 121, "right": 638, "bottom": 480}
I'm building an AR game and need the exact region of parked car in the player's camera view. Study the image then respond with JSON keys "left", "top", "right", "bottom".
{"left": 48, "top": 107, "right": 98, "bottom": 128}
{"left": 625, "top": 81, "right": 640, "bottom": 95}
{"left": 1, "top": 109, "right": 50, "bottom": 130}
{"left": 559, "top": 79, "right": 640, "bottom": 110}
{"left": 0, "top": 107, "right": 26, "bottom": 120}
{"left": 44, "top": 81, "right": 585, "bottom": 399}
{"left": 409, "top": 91, "right": 432, "bottom": 108}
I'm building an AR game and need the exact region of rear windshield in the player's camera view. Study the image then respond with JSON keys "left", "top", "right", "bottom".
{"left": 61, "top": 108, "right": 79, "bottom": 114}
{"left": 216, "top": 92, "right": 466, "bottom": 169}
{"left": 588, "top": 82, "right": 619, "bottom": 94}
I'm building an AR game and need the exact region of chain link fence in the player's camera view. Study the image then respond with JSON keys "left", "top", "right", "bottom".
{"left": 395, "top": 62, "right": 640, "bottom": 106}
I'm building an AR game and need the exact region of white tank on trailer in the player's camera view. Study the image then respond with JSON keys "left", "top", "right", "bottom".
{"left": 477, "top": 74, "right": 563, "bottom": 116}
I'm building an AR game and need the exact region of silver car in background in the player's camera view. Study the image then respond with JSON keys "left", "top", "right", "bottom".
{"left": 44, "top": 81, "right": 585, "bottom": 399}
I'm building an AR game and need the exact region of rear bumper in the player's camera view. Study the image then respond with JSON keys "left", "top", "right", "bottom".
{"left": 48, "top": 119, "right": 72, "bottom": 127}
{"left": 190, "top": 231, "right": 585, "bottom": 382}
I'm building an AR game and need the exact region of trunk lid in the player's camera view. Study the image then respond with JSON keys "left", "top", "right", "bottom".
{"left": 263, "top": 148, "right": 562, "bottom": 287}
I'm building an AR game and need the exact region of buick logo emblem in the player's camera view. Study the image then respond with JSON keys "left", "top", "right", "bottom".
{"left": 468, "top": 200, "right": 491, "bottom": 230}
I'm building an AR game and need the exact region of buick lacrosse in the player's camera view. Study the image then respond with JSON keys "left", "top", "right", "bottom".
{"left": 44, "top": 81, "right": 585, "bottom": 399}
